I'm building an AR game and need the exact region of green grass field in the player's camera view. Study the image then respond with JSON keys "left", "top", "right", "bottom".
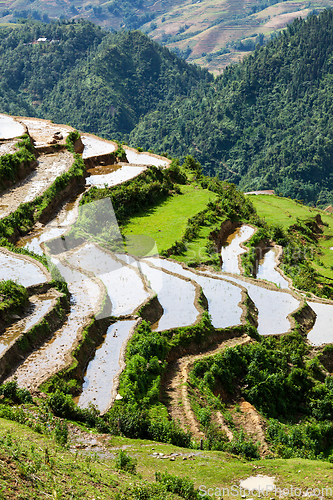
{"left": 250, "top": 194, "right": 333, "bottom": 279}
{"left": 122, "top": 184, "right": 217, "bottom": 255}
{"left": 1, "top": 416, "right": 333, "bottom": 498}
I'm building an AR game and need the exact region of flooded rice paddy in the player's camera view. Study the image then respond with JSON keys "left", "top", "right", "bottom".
{"left": 77, "top": 320, "right": 136, "bottom": 412}
{"left": 124, "top": 147, "right": 169, "bottom": 167}
{"left": 221, "top": 225, "right": 255, "bottom": 274}
{"left": 307, "top": 301, "right": 333, "bottom": 345}
{"left": 66, "top": 243, "right": 150, "bottom": 317}
{"left": 145, "top": 257, "right": 243, "bottom": 328}
{"left": 138, "top": 261, "right": 199, "bottom": 331}
{"left": 12, "top": 261, "right": 102, "bottom": 390}
{"left": 0, "top": 150, "right": 73, "bottom": 219}
{"left": 0, "top": 249, "right": 47, "bottom": 286}
{"left": 86, "top": 164, "right": 146, "bottom": 187}
{"left": 256, "top": 247, "right": 289, "bottom": 289}
{"left": 20, "top": 117, "right": 71, "bottom": 148}
{"left": 214, "top": 273, "right": 299, "bottom": 335}
{"left": 0, "top": 114, "right": 25, "bottom": 139}
{"left": 82, "top": 135, "right": 117, "bottom": 159}
{"left": 2, "top": 119, "right": 333, "bottom": 406}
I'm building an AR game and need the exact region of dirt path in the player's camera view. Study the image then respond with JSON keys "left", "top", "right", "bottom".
{"left": 0, "top": 150, "right": 74, "bottom": 219}
{"left": 164, "top": 334, "right": 253, "bottom": 440}
{"left": 231, "top": 400, "right": 270, "bottom": 455}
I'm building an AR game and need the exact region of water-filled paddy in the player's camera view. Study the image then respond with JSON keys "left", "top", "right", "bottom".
{"left": 145, "top": 257, "right": 243, "bottom": 328}
{"left": 81, "top": 135, "right": 116, "bottom": 159}
{"left": 134, "top": 260, "right": 199, "bottom": 331}
{"left": 206, "top": 271, "right": 299, "bottom": 335}
{"left": 307, "top": 301, "right": 333, "bottom": 345}
{"left": 0, "top": 250, "right": 47, "bottom": 286}
{"left": 77, "top": 320, "right": 136, "bottom": 413}
{"left": 0, "top": 150, "right": 73, "bottom": 219}
{"left": 221, "top": 225, "right": 255, "bottom": 274}
{"left": 256, "top": 247, "right": 289, "bottom": 289}
{"left": 20, "top": 117, "right": 70, "bottom": 147}
{"left": 86, "top": 165, "right": 145, "bottom": 187}
{"left": 66, "top": 244, "right": 149, "bottom": 316}
{"left": 0, "top": 114, "right": 25, "bottom": 139}
{"left": 124, "top": 147, "right": 168, "bottom": 167}
{"left": 12, "top": 261, "right": 102, "bottom": 389}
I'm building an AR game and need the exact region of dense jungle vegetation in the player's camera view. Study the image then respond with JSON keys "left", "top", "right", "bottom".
{"left": 0, "top": 20, "right": 211, "bottom": 138}
{"left": 2, "top": 12, "right": 333, "bottom": 205}
{"left": 130, "top": 9, "right": 333, "bottom": 206}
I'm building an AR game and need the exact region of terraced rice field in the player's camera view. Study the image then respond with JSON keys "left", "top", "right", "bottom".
{"left": 0, "top": 112, "right": 332, "bottom": 415}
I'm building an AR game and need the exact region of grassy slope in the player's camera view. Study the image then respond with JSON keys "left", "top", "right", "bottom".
{"left": 250, "top": 194, "right": 333, "bottom": 279}
{"left": 1, "top": 416, "right": 333, "bottom": 498}
{"left": 122, "top": 184, "right": 217, "bottom": 254}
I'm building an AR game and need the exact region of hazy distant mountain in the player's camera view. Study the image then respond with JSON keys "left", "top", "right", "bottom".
{"left": 1, "top": 0, "right": 333, "bottom": 71}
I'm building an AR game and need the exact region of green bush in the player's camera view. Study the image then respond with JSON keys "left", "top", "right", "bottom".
{"left": 0, "top": 134, "right": 35, "bottom": 188}
{"left": 155, "top": 471, "right": 200, "bottom": 500}
{"left": 116, "top": 482, "right": 173, "bottom": 500}
{"left": 107, "top": 401, "right": 191, "bottom": 447}
{"left": 0, "top": 381, "right": 32, "bottom": 404}
{"left": 0, "top": 279, "right": 28, "bottom": 319}
{"left": 115, "top": 450, "right": 137, "bottom": 474}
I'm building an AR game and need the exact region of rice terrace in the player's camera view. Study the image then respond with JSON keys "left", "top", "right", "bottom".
{"left": 1, "top": 112, "right": 333, "bottom": 498}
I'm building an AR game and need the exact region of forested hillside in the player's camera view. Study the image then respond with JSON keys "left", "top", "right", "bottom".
{"left": 1, "top": 0, "right": 333, "bottom": 70}
{"left": 0, "top": 20, "right": 211, "bottom": 138}
{"left": 130, "top": 9, "right": 333, "bottom": 206}
{"left": 2, "top": 12, "right": 333, "bottom": 205}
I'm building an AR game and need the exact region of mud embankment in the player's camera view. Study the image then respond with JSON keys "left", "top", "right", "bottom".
{"left": 241, "top": 238, "right": 269, "bottom": 276}
{"left": 38, "top": 174, "right": 86, "bottom": 225}
{"left": 292, "top": 302, "right": 317, "bottom": 335}
{"left": 137, "top": 294, "right": 164, "bottom": 325}
{"left": 209, "top": 219, "right": 239, "bottom": 254}
{"left": 165, "top": 326, "right": 252, "bottom": 365}
{"left": 317, "top": 347, "right": 333, "bottom": 373}
{"left": 162, "top": 333, "right": 253, "bottom": 440}
{"left": 5, "top": 170, "right": 86, "bottom": 245}
{"left": 83, "top": 152, "right": 121, "bottom": 169}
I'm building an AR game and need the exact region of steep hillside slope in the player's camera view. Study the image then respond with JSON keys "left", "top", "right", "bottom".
{"left": 2, "top": 0, "right": 333, "bottom": 70}
{"left": 0, "top": 22, "right": 211, "bottom": 138}
{"left": 130, "top": 9, "right": 333, "bottom": 206}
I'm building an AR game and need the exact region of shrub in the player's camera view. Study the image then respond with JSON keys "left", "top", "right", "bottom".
{"left": 116, "top": 482, "right": 173, "bottom": 500}
{"left": 0, "top": 380, "right": 32, "bottom": 404}
{"left": 155, "top": 471, "right": 200, "bottom": 500}
{"left": 115, "top": 450, "right": 137, "bottom": 474}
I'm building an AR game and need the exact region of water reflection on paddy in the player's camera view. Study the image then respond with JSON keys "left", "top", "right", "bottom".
{"left": 256, "top": 248, "right": 289, "bottom": 289}
{"left": 307, "top": 301, "right": 333, "bottom": 346}
{"left": 221, "top": 225, "right": 255, "bottom": 274}
{"left": 77, "top": 320, "right": 136, "bottom": 413}
{"left": 145, "top": 257, "right": 243, "bottom": 329}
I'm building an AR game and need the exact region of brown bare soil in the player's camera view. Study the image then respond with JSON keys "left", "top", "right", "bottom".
{"left": 164, "top": 334, "right": 253, "bottom": 439}
{"left": 231, "top": 399, "right": 270, "bottom": 455}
